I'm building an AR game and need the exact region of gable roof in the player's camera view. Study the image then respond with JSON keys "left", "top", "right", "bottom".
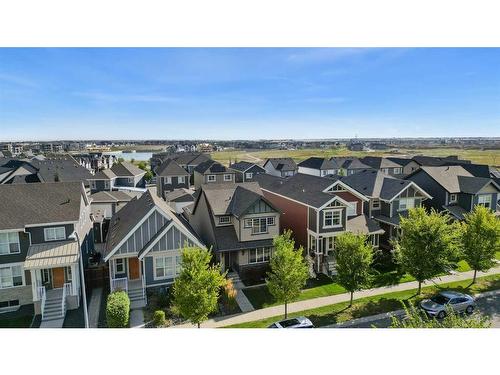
{"left": 165, "top": 188, "right": 194, "bottom": 203}
{"left": 91, "top": 169, "right": 117, "bottom": 180}
{"left": 0, "top": 182, "right": 86, "bottom": 230}
{"left": 110, "top": 161, "right": 145, "bottom": 177}
{"left": 360, "top": 156, "right": 402, "bottom": 170}
{"left": 90, "top": 190, "right": 133, "bottom": 203}
{"left": 194, "top": 160, "right": 230, "bottom": 174}
{"left": 330, "top": 157, "right": 372, "bottom": 170}
{"left": 386, "top": 157, "right": 417, "bottom": 167}
{"left": 298, "top": 157, "right": 339, "bottom": 170}
{"left": 155, "top": 159, "right": 190, "bottom": 177}
{"left": 457, "top": 175, "right": 499, "bottom": 194}
{"left": 412, "top": 155, "right": 471, "bottom": 167}
{"left": 264, "top": 158, "right": 297, "bottom": 172}
{"left": 412, "top": 166, "right": 474, "bottom": 193}
{"left": 229, "top": 161, "right": 265, "bottom": 173}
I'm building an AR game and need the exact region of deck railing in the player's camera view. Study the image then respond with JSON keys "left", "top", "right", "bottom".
{"left": 38, "top": 286, "right": 46, "bottom": 320}
{"left": 111, "top": 277, "right": 128, "bottom": 293}
{"left": 61, "top": 283, "right": 71, "bottom": 317}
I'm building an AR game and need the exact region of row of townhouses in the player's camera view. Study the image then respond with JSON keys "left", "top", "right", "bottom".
{"left": 1, "top": 151, "right": 499, "bottom": 324}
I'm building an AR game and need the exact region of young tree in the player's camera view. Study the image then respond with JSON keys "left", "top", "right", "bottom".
{"left": 266, "top": 230, "right": 309, "bottom": 318}
{"left": 334, "top": 232, "right": 373, "bottom": 306}
{"left": 461, "top": 205, "right": 500, "bottom": 283}
{"left": 390, "top": 302, "right": 491, "bottom": 328}
{"left": 395, "top": 207, "right": 460, "bottom": 294}
{"left": 172, "top": 246, "right": 226, "bottom": 328}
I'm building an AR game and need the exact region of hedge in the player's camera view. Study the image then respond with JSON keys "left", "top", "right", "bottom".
{"left": 106, "top": 291, "right": 130, "bottom": 328}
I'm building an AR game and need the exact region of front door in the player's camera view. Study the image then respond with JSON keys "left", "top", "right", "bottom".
{"left": 41, "top": 268, "right": 52, "bottom": 289}
{"left": 224, "top": 252, "right": 232, "bottom": 272}
{"left": 128, "top": 258, "right": 140, "bottom": 280}
{"left": 52, "top": 267, "right": 65, "bottom": 288}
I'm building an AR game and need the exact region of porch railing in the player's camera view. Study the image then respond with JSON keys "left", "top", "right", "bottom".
{"left": 141, "top": 274, "right": 146, "bottom": 303}
{"left": 61, "top": 283, "right": 70, "bottom": 317}
{"left": 111, "top": 277, "right": 128, "bottom": 293}
{"left": 38, "top": 286, "right": 46, "bottom": 320}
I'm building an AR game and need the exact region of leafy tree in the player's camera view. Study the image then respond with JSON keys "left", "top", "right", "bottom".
{"left": 172, "top": 246, "right": 226, "bottom": 328}
{"left": 334, "top": 232, "right": 373, "bottom": 306}
{"left": 266, "top": 230, "right": 309, "bottom": 318}
{"left": 395, "top": 207, "right": 460, "bottom": 294}
{"left": 117, "top": 157, "right": 125, "bottom": 163}
{"left": 144, "top": 170, "right": 154, "bottom": 183}
{"left": 137, "top": 161, "right": 148, "bottom": 170}
{"left": 461, "top": 205, "right": 500, "bottom": 283}
{"left": 390, "top": 302, "right": 491, "bottom": 328}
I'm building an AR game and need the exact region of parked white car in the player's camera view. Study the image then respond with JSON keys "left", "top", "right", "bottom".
{"left": 268, "top": 316, "right": 314, "bottom": 328}
{"left": 419, "top": 291, "right": 475, "bottom": 319}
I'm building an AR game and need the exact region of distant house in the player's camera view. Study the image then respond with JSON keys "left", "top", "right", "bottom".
{"left": 347, "top": 140, "right": 365, "bottom": 151}
{"left": 88, "top": 161, "right": 146, "bottom": 193}
{"left": 405, "top": 166, "right": 500, "bottom": 220}
{"left": 330, "top": 157, "right": 373, "bottom": 176}
{"left": 155, "top": 159, "right": 190, "bottom": 198}
{"left": 193, "top": 160, "right": 236, "bottom": 189}
{"left": 263, "top": 158, "right": 297, "bottom": 177}
{"left": 164, "top": 188, "right": 195, "bottom": 214}
{"left": 412, "top": 155, "right": 471, "bottom": 167}
{"left": 103, "top": 188, "right": 204, "bottom": 307}
{"left": 386, "top": 157, "right": 420, "bottom": 175}
{"left": 298, "top": 157, "right": 341, "bottom": 177}
{"left": 229, "top": 161, "right": 266, "bottom": 182}
{"left": 360, "top": 156, "right": 404, "bottom": 176}
{"left": 187, "top": 182, "right": 280, "bottom": 282}
{"left": 151, "top": 152, "right": 211, "bottom": 175}
{"left": 90, "top": 190, "right": 134, "bottom": 243}
{"left": 341, "top": 169, "right": 432, "bottom": 248}
{"left": 0, "top": 182, "right": 93, "bottom": 321}
{"left": 254, "top": 173, "right": 382, "bottom": 275}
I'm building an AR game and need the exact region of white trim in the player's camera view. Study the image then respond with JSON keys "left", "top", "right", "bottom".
{"left": 137, "top": 221, "right": 174, "bottom": 260}
{"left": 223, "top": 174, "right": 233, "bottom": 181}
{"left": 43, "top": 226, "right": 66, "bottom": 242}
{"left": 323, "top": 208, "right": 342, "bottom": 229}
{"left": 207, "top": 174, "right": 216, "bottom": 182}
{"left": 0, "top": 231, "right": 20, "bottom": 256}
{"left": 0, "top": 262, "right": 25, "bottom": 289}
{"left": 24, "top": 220, "right": 76, "bottom": 228}
{"left": 449, "top": 193, "right": 457, "bottom": 203}
{"left": 318, "top": 195, "right": 351, "bottom": 210}
{"left": 152, "top": 254, "right": 178, "bottom": 281}
{"left": 323, "top": 180, "right": 370, "bottom": 202}
{"left": 388, "top": 181, "right": 432, "bottom": 203}
{"left": 114, "top": 258, "right": 125, "bottom": 274}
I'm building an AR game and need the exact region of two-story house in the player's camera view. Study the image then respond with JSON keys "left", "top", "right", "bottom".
{"left": 405, "top": 166, "right": 500, "bottom": 220}
{"left": 263, "top": 158, "right": 297, "bottom": 177}
{"left": 341, "top": 169, "right": 432, "bottom": 248}
{"left": 229, "top": 161, "right": 266, "bottom": 182}
{"left": 360, "top": 156, "right": 404, "bottom": 176}
{"left": 88, "top": 161, "right": 146, "bottom": 193}
{"left": 187, "top": 182, "right": 280, "bottom": 282}
{"left": 154, "top": 159, "right": 190, "bottom": 199}
{"left": 103, "top": 188, "right": 205, "bottom": 308}
{"left": 386, "top": 157, "right": 421, "bottom": 175}
{"left": 297, "top": 157, "right": 341, "bottom": 177}
{"left": 0, "top": 182, "right": 93, "bottom": 324}
{"left": 193, "top": 160, "right": 236, "bottom": 189}
{"left": 254, "top": 173, "right": 383, "bottom": 275}
{"left": 330, "top": 157, "right": 373, "bottom": 176}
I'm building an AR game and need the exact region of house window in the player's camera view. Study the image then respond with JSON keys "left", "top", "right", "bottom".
{"left": 154, "top": 256, "right": 175, "bottom": 279}
{"left": 248, "top": 247, "right": 272, "bottom": 264}
{"left": 321, "top": 170, "right": 327, "bottom": 176}
{"left": 326, "top": 237, "right": 335, "bottom": 251}
{"left": 90, "top": 181, "right": 96, "bottom": 190}
{"left": 44, "top": 227, "right": 66, "bottom": 241}
{"left": 245, "top": 218, "right": 269, "bottom": 234}
{"left": 381, "top": 168, "right": 389, "bottom": 174}
{"left": 347, "top": 202, "right": 357, "bottom": 217}
{"left": 0, "top": 265, "right": 23, "bottom": 289}
{"left": 372, "top": 199, "right": 381, "bottom": 210}
{"left": 0, "top": 232, "right": 20, "bottom": 255}
{"left": 128, "top": 178, "right": 134, "bottom": 184}
{"left": 267, "top": 217, "right": 275, "bottom": 226}
{"left": 323, "top": 209, "right": 342, "bottom": 228}
{"left": 369, "top": 234, "right": 379, "bottom": 247}
{"left": 398, "top": 198, "right": 415, "bottom": 211}
{"left": 218, "top": 216, "right": 231, "bottom": 225}
{"left": 223, "top": 174, "right": 232, "bottom": 181}
{"left": 166, "top": 177, "right": 172, "bottom": 184}
{"left": 245, "top": 172, "right": 253, "bottom": 180}
{"left": 477, "top": 194, "right": 492, "bottom": 209}
{"left": 115, "top": 259, "right": 125, "bottom": 274}
{"left": 449, "top": 193, "right": 457, "bottom": 203}
{"left": 175, "top": 256, "right": 182, "bottom": 276}
{"left": 104, "top": 180, "right": 110, "bottom": 189}
{"left": 394, "top": 168, "right": 402, "bottom": 174}
{"left": 309, "top": 235, "right": 316, "bottom": 252}
{"left": 178, "top": 176, "right": 185, "bottom": 184}
{"left": 207, "top": 175, "right": 216, "bottom": 182}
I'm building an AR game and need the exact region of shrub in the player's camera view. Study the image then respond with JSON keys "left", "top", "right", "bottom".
{"left": 157, "top": 288, "right": 171, "bottom": 308}
{"left": 106, "top": 291, "right": 130, "bottom": 328}
{"left": 153, "top": 310, "right": 166, "bottom": 327}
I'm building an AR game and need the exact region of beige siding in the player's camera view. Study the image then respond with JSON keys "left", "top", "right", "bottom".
{"left": 238, "top": 212, "right": 280, "bottom": 242}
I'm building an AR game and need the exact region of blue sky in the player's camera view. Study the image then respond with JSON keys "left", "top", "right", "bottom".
{"left": 0, "top": 48, "right": 499, "bottom": 141}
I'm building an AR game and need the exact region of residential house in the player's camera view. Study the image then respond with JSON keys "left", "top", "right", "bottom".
{"left": 263, "top": 158, "right": 297, "bottom": 177}
{"left": 341, "top": 169, "right": 432, "bottom": 248}
{"left": 347, "top": 140, "right": 366, "bottom": 151}
{"left": 229, "top": 161, "right": 266, "bottom": 182}
{"left": 0, "top": 182, "right": 93, "bottom": 322}
{"left": 88, "top": 161, "right": 146, "bottom": 193}
{"left": 90, "top": 191, "right": 134, "bottom": 243}
{"left": 254, "top": 173, "right": 383, "bottom": 275}
{"left": 193, "top": 160, "right": 236, "bottom": 189}
{"left": 164, "top": 188, "right": 195, "bottom": 214}
{"left": 154, "top": 159, "right": 190, "bottom": 199}
{"left": 103, "top": 188, "right": 204, "bottom": 307}
{"left": 412, "top": 155, "right": 471, "bottom": 167}
{"left": 187, "top": 182, "right": 280, "bottom": 282}
{"left": 150, "top": 152, "right": 211, "bottom": 176}
{"left": 386, "top": 157, "right": 421, "bottom": 175}
{"left": 360, "top": 156, "right": 404, "bottom": 176}
{"left": 405, "top": 166, "right": 500, "bottom": 220}
{"left": 297, "top": 157, "right": 341, "bottom": 177}
{"left": 330, "top": 157, "right": 373, "bottom": 176}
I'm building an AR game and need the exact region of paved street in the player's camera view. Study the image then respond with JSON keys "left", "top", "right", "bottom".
{"left": 335, "top": 291, "right": 500, "bottom": 328}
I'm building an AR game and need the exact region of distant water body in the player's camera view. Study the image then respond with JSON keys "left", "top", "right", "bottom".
{"left": 106, "top": 151, "right": 153, "bottom": 161}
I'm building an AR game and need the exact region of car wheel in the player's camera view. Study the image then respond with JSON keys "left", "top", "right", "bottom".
{"left": 437, "top": 311, "right": 446, "bottom": 319}
{"left": 465, "top": 305, "right": 474, "bottom": 315}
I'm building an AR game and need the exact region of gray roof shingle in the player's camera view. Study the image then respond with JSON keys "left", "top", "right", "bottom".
{"left": 264, "top": 158, "right": 297, "bottom": 172}
{"left": 155, "top": 159, "right": 189, "bottom": 177}
{"left": 110, "top": 161, "right": 145, "bottom": 177}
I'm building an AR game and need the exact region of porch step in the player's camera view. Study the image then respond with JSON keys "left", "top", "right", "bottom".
{"left": 127, "top": 288, "right": 145, "bottom": 302}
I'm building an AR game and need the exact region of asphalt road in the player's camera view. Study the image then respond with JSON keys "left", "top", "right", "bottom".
{"left": 340, "top": 293, "right": 500, "bottom": 328}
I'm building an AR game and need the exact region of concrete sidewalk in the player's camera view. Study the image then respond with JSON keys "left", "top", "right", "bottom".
{"left": 175, "top": 266, "right": 500, "bottom": 328}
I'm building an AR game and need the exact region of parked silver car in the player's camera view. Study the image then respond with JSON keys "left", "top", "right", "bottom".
{"left": 268, "top": 316, "right": 314, "bottom": 328}
{"left": 420, "top": 291, "right": 475, "bottom": 319}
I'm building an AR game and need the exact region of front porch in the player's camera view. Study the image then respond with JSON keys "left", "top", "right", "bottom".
{"left": 109, "top": 257, "right": 146, "bottom": 308}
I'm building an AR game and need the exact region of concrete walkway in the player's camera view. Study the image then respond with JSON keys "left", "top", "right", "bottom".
{"left": 40, "top": 317, "right": 65, "bottom": 328}
{"left": 175, "top": 266, "right": 500, "bottom": 328}
{"left": 233, "top": 279, "right": 255, "bottom": 313}
{"left": 130, "top": 309, "right": 145, "bottom": 328}
{"left": 88, "top": 287, "right": 103, "bottom": 328}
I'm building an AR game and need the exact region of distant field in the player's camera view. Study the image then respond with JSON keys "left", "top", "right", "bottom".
{"left": 211, "top": 147, "right": 500, "bottom": 167}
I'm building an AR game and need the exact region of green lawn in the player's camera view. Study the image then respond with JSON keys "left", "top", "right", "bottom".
{"left": 229, "top": 274, "right": 500, "bottom": 328}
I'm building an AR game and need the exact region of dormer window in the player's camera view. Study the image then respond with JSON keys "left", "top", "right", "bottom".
{"left": 223, "top": 174, "right": 232, "bottom": 181}
{"left": 207, "top": 175, "right": 216, "bottom": 182}
{"left": 218, "top": 216, "right": 231, "bottom": 225}
{"left": 449, "top": 193, "right": 457, "bottom": 203}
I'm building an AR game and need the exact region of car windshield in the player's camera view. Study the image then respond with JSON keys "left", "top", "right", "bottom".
{"left": 279, "top": 318, "right": 300, "bottom": 328}
{"left": 430, "top": 295, "right": 450, "bottom": 305}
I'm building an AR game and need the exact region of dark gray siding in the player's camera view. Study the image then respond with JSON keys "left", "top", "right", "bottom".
{"left": 380, "top": 202, "right": 391, "bottom": 217}
{"left": 308, "top": 207, "right": 317, "bottom": 232}
{"left": 0, "top": 231, "right": 30, "bottom": 264}
{"left": 144, "top": 256, "right": 175, "bottom": 286}
{"left": 406, "top": 171, "right": 447, "bottom": 210}
{"left": 90, "top": 180, "right": 109, "bottom": 192}
{"left": 458, "top": 193, "right": 472, "bottom": 211}
{"left": 25, "top": 224, "right": 74, "bottom": 245}
{"left": 318, "top": 207, "right": 346, "bottom": 234}
{"left": 156, "top": 176, "right": 189, "bottom": 198}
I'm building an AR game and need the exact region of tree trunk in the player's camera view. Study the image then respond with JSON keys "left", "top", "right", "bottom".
{"left": 349, "top": 291, "right": 354, "bottom": 307}
{"left": 284, "top": 302, "right": 288, "bottom": 319}
{"left": 197, "top": 322, "right": 200, "bottom": 328}
{"left": 473, "top": 269, "right": 477, "bottom": 284}
{"left": 417, "top": 281, "right": 422, "bottom": 295}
